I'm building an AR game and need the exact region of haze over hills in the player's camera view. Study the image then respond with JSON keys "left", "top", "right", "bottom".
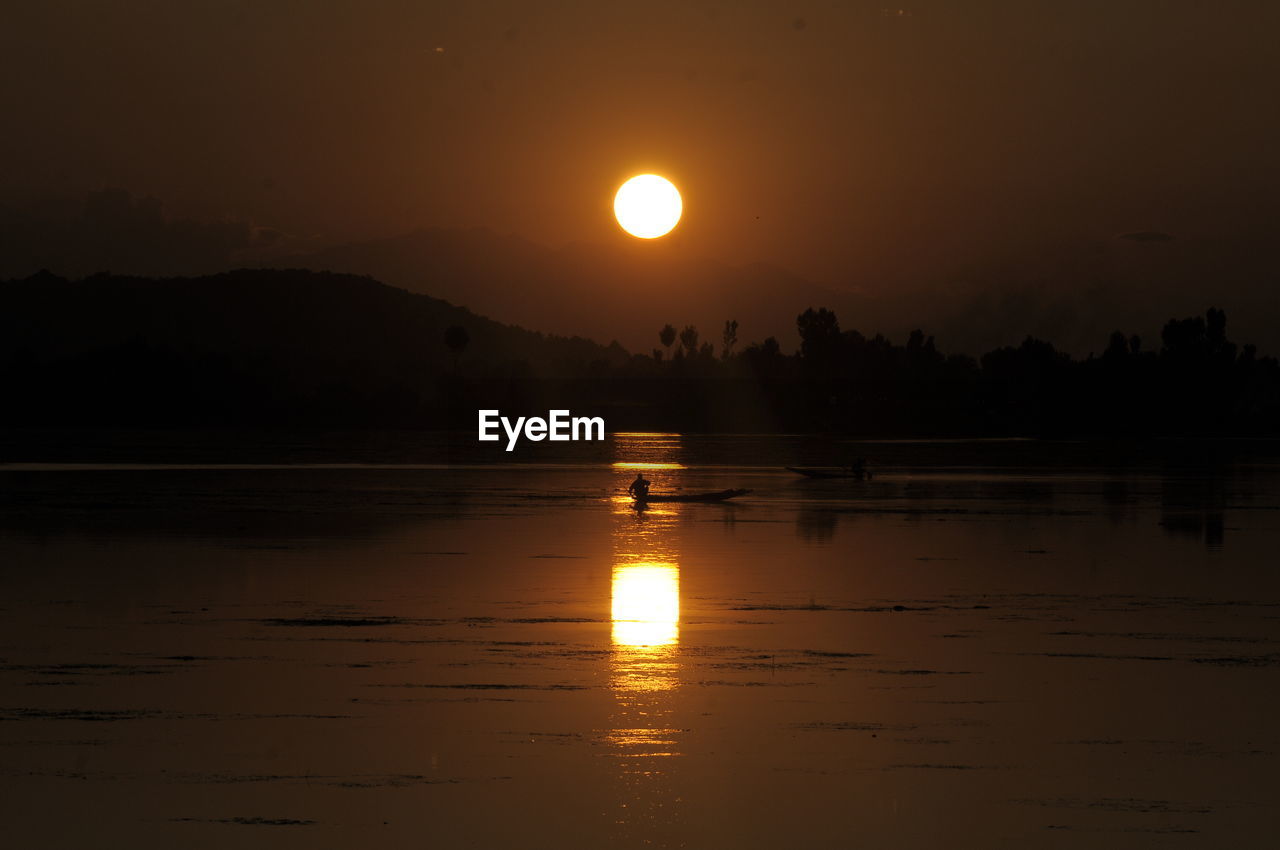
{"left": 271, "top": 227, "right": 856, "bottom": 355}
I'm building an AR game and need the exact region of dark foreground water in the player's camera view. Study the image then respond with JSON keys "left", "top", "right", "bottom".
{"left": 2, "top": 435, "right": 1279, "bottom": 848}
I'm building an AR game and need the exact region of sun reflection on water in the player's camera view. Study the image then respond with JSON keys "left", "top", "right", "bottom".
{"left": 607, "top": 558, "right": 683, "bottom": 836}
{"left": 611, "top": 562, "right": 679, "bottom": 650}
{"left": 612, "top": 431, "right": 687, "bottom": 473}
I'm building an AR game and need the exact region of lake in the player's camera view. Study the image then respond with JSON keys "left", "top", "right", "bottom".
{"left": 2, "top": 434, "right": 1279, "bottom": 847}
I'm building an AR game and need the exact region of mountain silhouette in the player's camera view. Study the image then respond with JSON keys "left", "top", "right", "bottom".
{"left": 0, "top": 268, "right": 627, "bottom": 427}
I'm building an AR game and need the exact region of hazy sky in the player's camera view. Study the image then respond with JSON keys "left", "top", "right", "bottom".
{"left": 3, "top": 0, "right": 1278, "bottom": 293}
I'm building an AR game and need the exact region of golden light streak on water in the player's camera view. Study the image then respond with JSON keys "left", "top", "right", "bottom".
{"left": 605, "top": 432, "right": 686, "bottom": 845}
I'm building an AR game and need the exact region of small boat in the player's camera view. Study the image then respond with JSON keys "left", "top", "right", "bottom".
{"left": 635, "top": 488, "right": 750, "bottom": 504}
{"left": 787, "top": 466, "right": 872, "bottom": 480}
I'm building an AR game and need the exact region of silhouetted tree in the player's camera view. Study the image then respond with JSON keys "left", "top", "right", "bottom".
{"left": 722, "top": 319, "right": 739, "bottom": 360}
{"left": 744, "top": 336, "right": 786, "bottom": 377}
{"left": 1162, "top": 314, "right": 1209, "bottom": 362}
{"left": 1103, "top": 330, "right": 1130, "bottom": 366}
{"left": 679, "top": 325, "right": 699, "bottom": 356}
{"left": 1207, "top": 307, "right": 1230, "bottom": 354}
{"left": 659, "top": 324, "right": 676, "bottom": 355}
{"left": 905, "top": 328, "right": 942, "bottom": 371}
{"left": 796, "top": 308, "right": 841, "bottom": 361}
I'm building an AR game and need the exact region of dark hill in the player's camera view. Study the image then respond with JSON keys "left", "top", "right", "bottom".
{"left": 0, "top": 268, "right": 628, "bottom": 427}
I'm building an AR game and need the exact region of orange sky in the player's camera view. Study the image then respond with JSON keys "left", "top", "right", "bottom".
{"left": 2, "top": 1, "right": 1277, "bottom": 319}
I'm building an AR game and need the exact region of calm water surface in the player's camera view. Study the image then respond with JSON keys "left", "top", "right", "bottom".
{"left": 2, "top": 435, "right": 1279, "bottom": 848}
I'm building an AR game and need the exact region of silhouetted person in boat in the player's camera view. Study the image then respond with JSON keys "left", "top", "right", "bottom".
{"left": 627, "top": 473, "right": 651, "bottom": 500}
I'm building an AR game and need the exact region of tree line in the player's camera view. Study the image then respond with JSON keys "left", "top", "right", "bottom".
{"left": 2, "top": 268, "right": 1276, "bottom": 436}
{"left": 566, "top": 306, "right": 1280, "bottom": 436}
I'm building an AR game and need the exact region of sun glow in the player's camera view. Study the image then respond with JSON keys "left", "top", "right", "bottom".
{"left": 614, "top": 174, "right": 682, "bottom": 239}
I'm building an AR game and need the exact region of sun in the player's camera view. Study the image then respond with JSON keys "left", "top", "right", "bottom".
{"left": 614, "top": 174, "right": 682, "bottom": 239}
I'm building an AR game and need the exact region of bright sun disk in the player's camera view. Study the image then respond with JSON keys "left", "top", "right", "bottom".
{"left": 614, "top": 174, "right": 682, "bottom": 239}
